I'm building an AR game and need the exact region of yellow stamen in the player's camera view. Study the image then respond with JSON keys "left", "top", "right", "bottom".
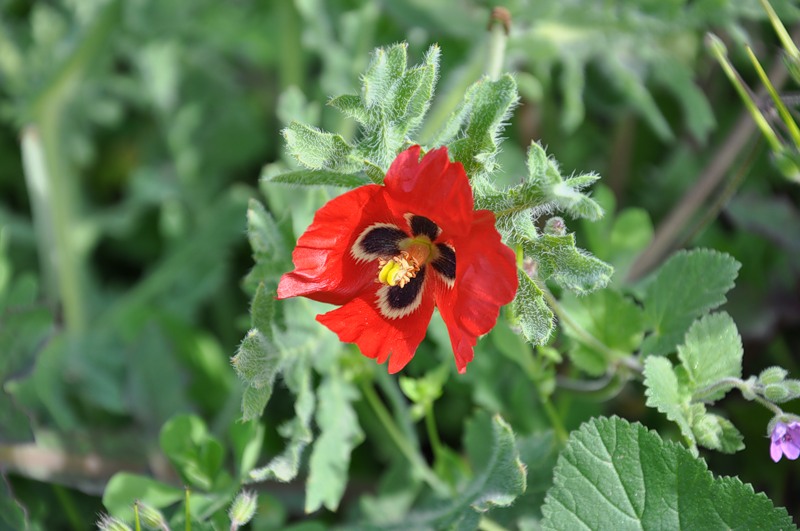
{"left": 377, "top": 251, "right": 419, "bottom": 288}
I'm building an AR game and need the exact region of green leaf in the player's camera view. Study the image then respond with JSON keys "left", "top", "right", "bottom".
{"left": 438, "top": 75, "right": 518, "bottom": 181}
{"left": 510, "top": 271, "right": 554, "bottom": 345}
{"left": 248, "top": 354, "right": 315, "bottom": 483}
{"left": 525, "top": 233, "right": 613, "bottom": 294}
{"left": 561, "top": 289, "right": 644, "bottom": 376}
{"left": 261, "top": 168, "right": 371, "bottom": 189}
{"left": 244, "top": 199, "right": 292, "bottom": 289}
{"left": 159, "top": 415, "right": 226, "bottom": 491}
{"left": 103, "top": 473, "right": 183, "bottom": 521}
{"left": 692, "top": 413, "right": 744, "bottom": 454}
{"left": 250, "top": 282, "right": 275, "bottom": 339}
{"left": 305, "top": 375, "right": 364, "bottom": 513}
{"left": 541, "top": 417, "right": 795, "bottom": 530}
{"left": 677, "top": 312, "right": 742, "bottom": 399}
{"left": 642, "top": 249, "right": 740, "bottom": 356}
{"left": 229, "top": 420, "right": 265, "bottom": 479}
{"left": 283, "top": 122, "right": 360, "bottom": 173}
{"left": 232, "top": 329, "right": 281, "bottom": 420}
{"left": 643, "top": 356, "right": 695, "bottom": 448}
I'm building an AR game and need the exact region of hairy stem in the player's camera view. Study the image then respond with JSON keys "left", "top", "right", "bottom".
{"left": 360, "top": 381, "right": 448, "bottom": 495}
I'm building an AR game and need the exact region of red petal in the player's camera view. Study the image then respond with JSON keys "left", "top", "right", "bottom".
{"left": 277, "top": 185, "right": 391, "bottom": 305}
{"left": 317, "top": 286, "right": 435, "bottom": 373}
{"left": 384, "top": 146, "right": 474, "bottom": 239}
{"left": 435, "top": 210, "right": 518, "bottom": 372}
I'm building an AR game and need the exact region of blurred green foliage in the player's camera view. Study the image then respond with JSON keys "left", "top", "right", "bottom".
{"left": 1, "top": 0, "right": 800, "bottom": 528}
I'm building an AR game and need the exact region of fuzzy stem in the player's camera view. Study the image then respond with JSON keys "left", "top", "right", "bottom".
{"left": 486, "top": 8, "right": 510, "bottom": 80}
{"left": 360, "top": 381, "right": 448, "bottom": 495}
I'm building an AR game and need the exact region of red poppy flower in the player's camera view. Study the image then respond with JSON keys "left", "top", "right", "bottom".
{"left": 277, "top": 145, "right": 518, "bottom": 373}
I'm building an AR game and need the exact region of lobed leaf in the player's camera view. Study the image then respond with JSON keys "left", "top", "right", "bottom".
{"left": 541, "top": 417, "right": 795, "bottom": 530}
{"left": 283, "top": 122, "right": 361, "bottom": 173}
{"left": 677, "top": 312, "right": 742, "bottom": 400}
{"left": 642, "top": 249, "right": 740, "bottom": 356}
{"left": 643, "top": 356, "right": 695, "bottom": 449}
{"left": 305, "top": 375, "right": 364, "bottom": 513}
{"left": 525, "top": 233, "right": 613, "bottom": 294}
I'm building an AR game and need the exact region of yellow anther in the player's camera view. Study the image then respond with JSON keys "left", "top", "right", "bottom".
{"left": 377, "top": 251, "right": 419, "bottom": 288}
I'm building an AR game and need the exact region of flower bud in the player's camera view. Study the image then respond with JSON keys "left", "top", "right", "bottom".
{"left": 96, "top": 514, "right": 132, "bottom": 531}
{"left": 759, "top": 366, "right": 788, "bottom": 385}
{"left": 544, "top": 217, "right": 567, "bottom": 236}
{"left": 135, "top": 500, "right": 169, "bottom": 530}
{"left": 783, "top": 379, "right": 800, "bottom": 398}
{"left": 229, "top": 490, "right": 258, "bottom": 530}
{"left": 764, "top": 383, "right": 790, "bottom": 403}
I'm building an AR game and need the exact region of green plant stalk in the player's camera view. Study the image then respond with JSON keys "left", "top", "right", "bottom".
{"left": 707, "top": 34, "right": 782, "bottom": 152}
{"left": 185, "top": 488, "right": 191, "bottom": 531}
{"left": 760, "top": 0, "right": 800, "bottom": 62}
{"left": 745, "top": 45, "right": 800, "bottom": 147}
{"left": 486, "top": 17, "right": 508, "bottom": 81}
{"left": 540, "top": 394, "right": 569, "bottom": 444}
{"left": 134, "top": 503, "right": 142, "bottom": 531}
{"left": 52, "top": 484, "right": 82, "bottom": 531}
{"left": 694, "top": 377, "right": 784, "bottom": 416}
{"left": 424, "top": 403, "right": 444, "bottom": 463}
{"left": 20, "top": 1, "right": 120, "bottom": 333}
{"left": 360, "top": 381, "right": 449, "bottom": 496}
{"left": 478, "top": 516, "right": 512, "bottom": 531}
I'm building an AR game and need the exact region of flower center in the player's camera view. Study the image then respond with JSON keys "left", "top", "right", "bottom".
{"left": 377, "top": 238, "right": 437, "bottom": 288}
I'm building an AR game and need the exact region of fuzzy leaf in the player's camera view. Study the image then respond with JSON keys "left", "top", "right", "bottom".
{"left": 510, "top": 271, "right": 555, "bottom": 345}
{"left": 677, "top": 312, "right": 742, "bottom": 399}
{"left": 642, "top": 249, "right": 740, "bottom": 356}
{"left": 526, "top": 233, "right": 613, "bottom": 294}
{"left": 643, "top": 356, "right": 695, "bottom": 448}
{"left": 305, "top": 375, "right": 364, "bottom": 513}
{"left": 232, "top": 329, "right": 281, "bottom": 420}
{"left": 436, "top": 75, "right": 518, "bottom": 181}
{"left": 692, "top": 413, "right": 744, "bottom": 454}
{"left": 541, "top": 417, "right": 795, "bottom": 530}
{"left": 261, "top": 168, "right": 371, "bottom": 189}
{"left": 283, "top": 122, "right": 361, "bottom": 173}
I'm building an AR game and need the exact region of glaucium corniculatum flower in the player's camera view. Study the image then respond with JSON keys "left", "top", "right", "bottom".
{"left": 277, "top": 145, "right": 518, "bottom": 373}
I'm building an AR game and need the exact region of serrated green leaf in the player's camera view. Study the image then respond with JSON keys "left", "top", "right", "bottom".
{"left": 283, "top": 122, "right": 360, "bottom": 173}
{"left": 525, "top": 233, "right": 613, "bottom": 294}
{"left": 692, "top": 413, "right": 744, "bottom": 454}
{"left": 260, "top": 168, "right": 371, "bottom": 189}
{"left": 642, "top": 249, "right": 740, "bottom": 356}
{"left": 232, "top": 329, "right": 280, "bottom": 420}
{"left": 250, "top": 283, "right": 275, "bottom": 339}
{"left": 643, "top": 356, "right": 695, "bottom": 448}
{"left": 541, "top": 417, "right": 795, "bottom": 530}
{"left": 247, "top": 357, "right": 315, "bottom": 483}
{"left": 305, "top": 375, "right": 364, "bottom": 513}
{"left": 510, "top": 271, "right": 554, "bottom": 345}
{"left": 437, "top": 75, "right": 518, "bottom": 181}
{"left": 677, "top": 312, "right": 742, "bottom": 399}
{"left": 561, "top": 289, "right": 644, "bottom": 376}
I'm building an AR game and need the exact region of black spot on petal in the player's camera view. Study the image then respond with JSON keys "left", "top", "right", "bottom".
{"left": 432, "top": 244, "right": 456, "bottom": 281}
{"left": 357, "top": 225, "right": 407, "bottom": 258}
{"left": 387, "top": 266, "right": 426, "bottom": 309}
{"left": 410, "top": 215, "right": 440, "bottom": 240}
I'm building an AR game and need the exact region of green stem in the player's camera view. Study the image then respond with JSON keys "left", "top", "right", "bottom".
{"left": 486, "top": 8, "right": 510, "bottom": 80}
{"left": 539, "top": 395, "right": 569, "bottom": 444}
{"left": 539, "top": 283, "right": 635, "bottom": 368}
{"left": 52, "top": 485, "right": 82, "bottom": 531}
{"left": 134, "top": 502, "right": 142, "bottom": 531}
{"left": 694, "top": 377, "right": 784, "bottom": 416}
{"left": 360, "top": 381, "right": 448, "bottom": 495}
{"left": 424, "top": 404, "right": 444, "bottom": 462}
{"left": 185, "top": 488, "right": 191, "bottom": 531}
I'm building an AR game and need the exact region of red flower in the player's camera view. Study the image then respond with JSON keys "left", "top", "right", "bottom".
{"left": 277, "top": 145, "right": 518, "bottom": 373}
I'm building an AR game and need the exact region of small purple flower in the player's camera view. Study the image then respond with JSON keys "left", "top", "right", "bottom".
{"left": 770, "top": 421, "right": 800, "bottom": 462}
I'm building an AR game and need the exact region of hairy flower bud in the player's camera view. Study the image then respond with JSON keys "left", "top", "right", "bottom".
{"left": 135, "top": 500, "right": 169, "bottom": 530}
{"left": 764, "top": 383, "right": 790, "bottom": 403}
{"left": 229, "top": 490, "right": 258, "bottom": 530}
{"left": 96, "top": 514, "right": 132, "bottom": 531}
{"left": 759, "top": 366, "right": 788, "bottom": 385}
